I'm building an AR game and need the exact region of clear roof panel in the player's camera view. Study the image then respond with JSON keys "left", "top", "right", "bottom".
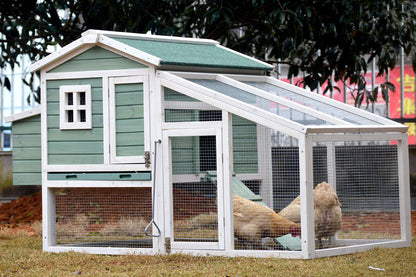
{"left": 188, "top": 79, "right": 331, "bottom": 126}
{"left": 242, "top": 81, "right": 382, "bottom": 125}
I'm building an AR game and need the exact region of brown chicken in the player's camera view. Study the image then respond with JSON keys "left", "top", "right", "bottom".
{"left": 278, "top": 182, "right": 342, "bottom": 248}
{"left": 233, "top": 195, "right": 301, "bottom": 249}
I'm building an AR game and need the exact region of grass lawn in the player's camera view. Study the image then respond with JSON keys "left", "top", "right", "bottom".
{"left": 0, "top": 228, "right": 415, "bottom": 276}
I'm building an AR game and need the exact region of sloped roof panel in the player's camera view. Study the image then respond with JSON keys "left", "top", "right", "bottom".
{"left": 166, "top": 72, "right": 406, "bottom": 134}
{"left": 243, "top": 81, "right": 380, "bottom": 125}
{"left": 188, "top": 79, "right": 330, "bottom": 126}
{"left": 109, "top": 37, "right": 272, "bottom": 71}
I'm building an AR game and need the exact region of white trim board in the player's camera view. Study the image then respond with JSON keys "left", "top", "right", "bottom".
{"left": 5, "top": 107, "right": 41, "bottom": 123}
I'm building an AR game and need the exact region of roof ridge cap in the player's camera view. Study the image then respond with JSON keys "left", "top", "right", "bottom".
{"left": 82, "top": 29, "right": 219, "bottom": 46}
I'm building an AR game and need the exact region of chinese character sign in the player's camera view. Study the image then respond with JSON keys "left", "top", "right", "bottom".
{"left": 390, "top": 65, "right": 415, "bottom": 144}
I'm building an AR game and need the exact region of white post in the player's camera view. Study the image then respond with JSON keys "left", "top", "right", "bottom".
{"left": 326, "top": 142, "right": 337, "bottom": 189}
{"left": 222, "top": 111, "right": 234, "bottom": 251}
{"left": 397, "top": 133, "right": 412, "bottom": 245}
{"left": 258, "top": 125, "right": 274, "bottom": 208}
{"left": 299, "top": 134, "right": 315, "bottom": 259}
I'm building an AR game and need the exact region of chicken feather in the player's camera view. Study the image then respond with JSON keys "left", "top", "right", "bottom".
{"left": 233, "top": 195, "right": 301, "bottom": 248}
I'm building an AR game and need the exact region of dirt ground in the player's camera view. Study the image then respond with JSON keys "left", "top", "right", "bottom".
{"left": 1, "top": 191, "right": 415, "bottom": 236}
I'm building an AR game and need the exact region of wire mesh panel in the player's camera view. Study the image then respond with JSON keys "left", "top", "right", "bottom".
{"left": 233, "top": 127, "right": 302, "bottom": 250}
{"left": 55, "top": 187, "right": 153, "bottom": 248}
{"left": 332, "top": 141, "right": 401, "bottom": 245}
{"left": 170, "top": 135, "right": 219, "bottom": 245}
{"left": 271, "top": 137, "right": 401, "bottom": 250}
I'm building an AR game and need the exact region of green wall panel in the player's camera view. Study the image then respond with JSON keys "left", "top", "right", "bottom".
{"left": 11, "top": 114, "right": 41, "bottom": 185}
{"left": 12, "top": 134, "right": 41, "bottom": 147}
{"left": 13, "top": 173, "right": 42, "bottom": 186}
{"left": 115, "top": 82, "right": 145, "bottom": 157}
{"left": 49, "top": 47, "right": 146, "bottom": 73}
{"left": 12, "top": 160, "right": 42, "bottom": 173}
{"left": 164, "top": 88, "right": 198, "bottom": 102}
{"left": 171, "top": 136, "right": 199, "bottom": 175}
{"left": 47, "top": 128, "right": 103, "bottom": 141}
{"left": 115, "top": 118, "right": 144, "bottom": 133}
{"left": 48, "top": 154, "right": 104, "bottom": 165}
{"left": 232, "top": 115, "right": 258, "bottom": 174}
{"left": 47, "top": 78, "right": 104, "bottom": 165}
{"left": 48, "top": 141, "right": 104, "bottom": 154}
{"left": 12, "top": 148, "right": 41, "bottom": 160}
{"left": 116, "top": 132, "right": 145, "bottom": 146}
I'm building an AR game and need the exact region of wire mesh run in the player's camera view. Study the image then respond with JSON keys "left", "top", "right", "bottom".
{"left": 272, "top": 138, "right": 401, "bottom": 249}
{"left": 55, "top": 188, "right": 153, "bottom": 248}
{"left": 161, "top": 86, "right": 405, "bottom": 255}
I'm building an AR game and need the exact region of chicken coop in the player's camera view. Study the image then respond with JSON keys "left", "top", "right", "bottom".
{"left": 6, "top": 30, "right": 412, "bottom": 259}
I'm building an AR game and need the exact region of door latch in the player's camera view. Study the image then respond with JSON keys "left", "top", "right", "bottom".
{"left": 145, "top": 151, "right": 151, "bottom": 168}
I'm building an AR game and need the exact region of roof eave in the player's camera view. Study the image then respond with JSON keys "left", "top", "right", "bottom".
{"left": 29, "top": 33, "right": 100, "bottom": 73}
{"left": 29, "top": 33, "right": 163, "bottom": 73}
{"left": 5, "top": 107, "right": 41, "bottom": 123}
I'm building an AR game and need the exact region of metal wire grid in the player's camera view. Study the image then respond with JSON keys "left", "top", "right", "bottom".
{"left": 54, "top": 187, "right": 153, "bottom": 248}
{"left": 333, "top": 141, "right": 401, "bottom": 242}
{"left": 171, "top": 135, "right": 219, "bottom": 242}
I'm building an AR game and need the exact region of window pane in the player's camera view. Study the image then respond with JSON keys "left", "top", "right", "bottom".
{"left": 79, "top": 110, "right": 86, "bottom": 122}
{"left": 67, "top": 110, "right": 74, "bottom": 122}
{"left": 67, "top": 93, "right": 73, "bottom": 105}
{"left": 79, "top": 92, "right": 86, "bottom": 105}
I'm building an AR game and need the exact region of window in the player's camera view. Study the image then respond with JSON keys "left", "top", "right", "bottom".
{"left": 59, "top": 85, "right": 92, "bottom": 129}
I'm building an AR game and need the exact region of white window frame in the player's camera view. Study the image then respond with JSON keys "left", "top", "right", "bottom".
{"left": 59, "top": 85, "right": 92, "bottom": 129}
{"left": 109, "top": 76, "right": 150, "bottom": 164}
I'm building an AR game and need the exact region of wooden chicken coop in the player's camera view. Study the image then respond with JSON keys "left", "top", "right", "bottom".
{"left": 6, "top": 30, "right": 412, "bottom": 259}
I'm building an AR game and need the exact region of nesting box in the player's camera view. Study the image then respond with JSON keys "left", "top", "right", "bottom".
{"left": 6, "top": 30, "right": 412, "bottom": 259}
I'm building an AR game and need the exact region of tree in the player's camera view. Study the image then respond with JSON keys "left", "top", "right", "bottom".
{"left": 1, "top": 0, "right": 416, "bottom": 107}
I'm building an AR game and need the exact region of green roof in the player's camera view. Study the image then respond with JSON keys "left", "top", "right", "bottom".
{"left": 111, "top": 37, "right": 272, "bottom": 71}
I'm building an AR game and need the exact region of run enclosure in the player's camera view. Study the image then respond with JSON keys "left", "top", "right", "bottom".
{"left": 48, "top": 71, "right": 411, "bottom": 259}
{"left": 157, "top": 72, "right": 411, "bottom": 258}
{"left": 17, "top": 30, "right": 411, "bottom": 259}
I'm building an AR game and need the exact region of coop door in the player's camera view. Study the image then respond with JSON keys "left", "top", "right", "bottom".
{"left": 163, "top": 128, "right": 225, "bottom": 250}
{"left": 108, "top": 76, "right": 150, "bottom": 164}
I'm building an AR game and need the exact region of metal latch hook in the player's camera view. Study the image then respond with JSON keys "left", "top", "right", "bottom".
{"left": 144, "top": 139, "right": 162, "bottom": 237}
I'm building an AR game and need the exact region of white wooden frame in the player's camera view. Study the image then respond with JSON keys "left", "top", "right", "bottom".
{"left": 162, "top": 127, "right": 225, "bottom": 251}
{"left": 109, "top": 75, "right": 150, "bottom": 164}
{"left": 162, "top": 90, "right": 264, "bottom": 184}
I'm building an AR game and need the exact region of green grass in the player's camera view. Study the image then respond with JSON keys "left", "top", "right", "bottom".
{"left": 0, "top": 229, "right": 415, "bottom": 276}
